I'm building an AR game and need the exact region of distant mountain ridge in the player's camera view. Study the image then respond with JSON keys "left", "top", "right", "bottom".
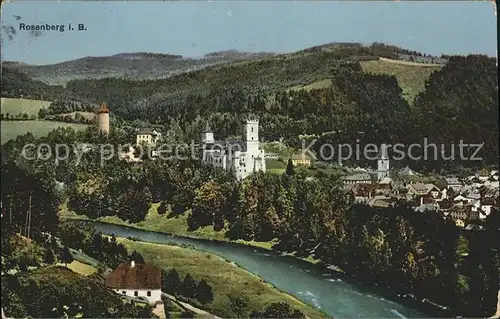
{"left": 2, "top": 50, "right": 276, "bottom": 85}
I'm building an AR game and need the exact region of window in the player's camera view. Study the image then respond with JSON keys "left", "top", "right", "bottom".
{"left": 147, "top": 291, "right": 151, "bottom": 297}
{"left": 122, "top": 291, "right": 126, "bottom": 295}
{"left": 134, "top": 291, "right": 138, "bottom": 297}
{"left": 251, "top": 137, "right": 254, "bottom": 140}
{"left": 251, "top": 127, "right": 254, "bottom": 132}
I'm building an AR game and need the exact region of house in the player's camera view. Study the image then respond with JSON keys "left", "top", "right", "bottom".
{"left": 444, "top": 177, "right": 463, "bottom": 193}
{"left": 136, "top": 128, "right": 162, "bottom": 146}
{"left": 105, "top": 261, "right": 162, "bottom": 305}
{"left": 464, "top": 224, "right": 484, "bottom": 231}
{"left": 479, "top": 198, "right": 495, "bottom": 220}
{"left": 455, "top": 219, "right": 465, "bottom": 228}
{"left": 449, "top": 204, "right": 479, "bottom": 222}
{"left": 343, "top": 173, "right": 372, "bottom": 186}
{"left": 490, "top": 170, "right": 499, "bottom": 181}
{"left": 368, "top": 195, "right": 392, "bottom": 208}
{"left": 349, "top": 183, "right": 378, "bottom": 204}
{"left": 406, "top": 183, "right": 440, "bottom": 198}
{"left": 201, "top": 117, "right": 266, "bottom": 180}
{"left": 265, "top": 153, "right": 279, "bottom": 160}
{"left": 291, "top": 153, "right": 312, "bottom": 167}
{"left": 478, "top": 169, "right": 490, "bottom": 182}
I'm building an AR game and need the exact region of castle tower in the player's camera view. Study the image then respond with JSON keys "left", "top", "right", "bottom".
{"left": 377, "top": 144, "right": 390, "bottom": 181}
{"left": 243, "top": 116, "right": 259, "bottom": 155}
{"left": 201, "top": 122, "right": 214, "bottom": 144}
{"left": 97, "top": 101, "right": 110, "bottom": 135}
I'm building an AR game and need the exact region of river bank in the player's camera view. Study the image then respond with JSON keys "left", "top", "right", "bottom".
{"left": 115, "top": 237, "right": 327, "bottom": 318}
{"left": 64, "top": 218, "right": 445, "bottom": 318}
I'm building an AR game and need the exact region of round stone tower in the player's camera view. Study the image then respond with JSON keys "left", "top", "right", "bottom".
{"left": 97, "top": 101, "right": 110, "bottom": 135}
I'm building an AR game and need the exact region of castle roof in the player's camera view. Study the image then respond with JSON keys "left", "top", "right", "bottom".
{"left": 136, "top": 128, "right": 159, "bottom": 135}
{"left": 98, "top": 101, "right": 109, "bottom": 114}
{"left": 203, "top": 122, "right": 213, "bottom": 133}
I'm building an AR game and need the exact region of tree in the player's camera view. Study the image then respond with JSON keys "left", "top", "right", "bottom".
{"left": 43, "top": 248, "right": 56, "bottom": 265}
{"left": 179, "top": 311, "right": 195, "bottom": 318}
{"left": 129, "top": 250, "right": 145, "bottom": 264}
{"left": 181, "top": 274, "right": 196, "bottom": 299}
{"left": 286, "top": 159, "right": 294, "bottom": 175}
{"left": 162, "top": 297, "right": 174, "bottom": 318}
{"left": 163, "top": 268, "right": 181, "bottom": 295}
{"left": 189, "top": 180, "right": 226, "bottom": 229}
{"left": 58, "top": 246, "right": 73, "bottom": 266}
{"left": 250, "top": 302, "right": 305, "bottom": 319}
{"left": 228, "top": 294, "right": 249, "bottom": 318}
{"left": 195, "top": 279, "right": 214, "bottom": 305}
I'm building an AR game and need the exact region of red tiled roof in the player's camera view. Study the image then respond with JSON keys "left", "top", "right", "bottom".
{"left": 98, "top": 101, "right": 110, "bottom": 114}
{"left": 105, "top": 263, "right": 162, "bottom": 290}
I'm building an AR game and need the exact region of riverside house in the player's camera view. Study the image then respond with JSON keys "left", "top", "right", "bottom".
{"left": 105, "top": 260, "right": 162, "bottom": 305}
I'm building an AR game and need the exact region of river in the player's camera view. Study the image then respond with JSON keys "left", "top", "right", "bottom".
{"left": 86, "top": 221, "right": 432, "bottom": 318}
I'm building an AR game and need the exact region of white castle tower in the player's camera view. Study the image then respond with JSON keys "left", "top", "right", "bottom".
{"left": 97, "top": 101, "right": 110, "bottom": 135}
{"left": 243, "top": 117, "right": 259, "bottom": 155}
{"left": 201, "top": 122, "right": 214, "bottom": 144}
{"left": 377, "top": 144, "right": 390, "bottom": 181}
{"left": 242, "top": 116, "right": 265, "bottom": 176}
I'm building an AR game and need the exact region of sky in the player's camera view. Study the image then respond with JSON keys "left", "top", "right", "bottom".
{"left": 0, "top": 1, "right": 497, "bottom": 65}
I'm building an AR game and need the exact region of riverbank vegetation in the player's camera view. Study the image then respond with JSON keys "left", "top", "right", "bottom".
{"left": 118, "top": 238, "right": 320, "bottom": 318}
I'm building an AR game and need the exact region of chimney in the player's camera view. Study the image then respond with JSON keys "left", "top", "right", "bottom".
{"left": 131, "top": 260, "right": 135, "bottom": 268}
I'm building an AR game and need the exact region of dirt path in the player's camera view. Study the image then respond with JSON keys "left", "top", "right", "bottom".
{"left": 162, "top": 293, "right": 222, "bottom": 318}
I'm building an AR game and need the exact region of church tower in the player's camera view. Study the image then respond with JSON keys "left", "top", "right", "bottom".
{"left": 377, "top": 144, "right": 390, "bottom": 181}
{"left": 97, "top": 101, "right": 110, "bottom": 135}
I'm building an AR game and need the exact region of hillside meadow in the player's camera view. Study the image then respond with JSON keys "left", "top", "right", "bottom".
{"left": 360, "top": 58, "right": 441, "bottom": 103}
{"left": 1, "top": 98, "right": 51, "bottom": 117}
{"left": 1, "top": 120, "right": 89, "bottom": 144}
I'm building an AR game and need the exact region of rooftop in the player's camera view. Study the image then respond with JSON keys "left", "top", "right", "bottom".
{"left": 137, "top": 128, "right": 160, "bottom": 135}
{"left": 98, "top": 101, "right": 109, "bottom": 114}
{"left": 343, "top": 173, "right": 372, "bottom": 181}
{"left": 105, "top": 262, "right": 162, "bottom": 290}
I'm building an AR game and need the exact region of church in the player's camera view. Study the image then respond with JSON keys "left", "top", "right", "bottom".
{"left": 201, "top": 116, "right": 266, "bottom": 180}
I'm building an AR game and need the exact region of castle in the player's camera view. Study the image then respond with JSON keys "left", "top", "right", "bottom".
{"left": 97, "top": 101, "right": 110, "bottom": 135}
{"left": 201, "top": 117, "right": 266, "bottom": 180}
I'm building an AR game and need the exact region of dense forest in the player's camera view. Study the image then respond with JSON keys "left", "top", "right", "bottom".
{"left": 2, "top": 44, "right": 496, "bottom": 171}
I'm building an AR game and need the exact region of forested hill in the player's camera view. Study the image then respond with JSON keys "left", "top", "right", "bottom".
{"left": 2, "top": 51, "right": 276, "bottom": 85}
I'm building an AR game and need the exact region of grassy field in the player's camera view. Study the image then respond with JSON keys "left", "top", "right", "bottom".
{"left": 46, "top": 111, "right": 96, "bottom": 121}
{"left": 58, "top": 260, "right": 96, "bottom": 276}
{"left": 360, "top": 58, "right": 441, "bottom": 103}
{"left": 1, "top": 120, "right": 89, "bottom": 144}
{"left": 116, "top": 238, "right": 326, "bottom": 318}
{"left": 1, "top": 98, "right": 51, "bottom": 117}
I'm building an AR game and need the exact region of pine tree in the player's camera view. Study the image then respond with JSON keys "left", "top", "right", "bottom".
{"left": 43, "top": 248, "right": 56, "bottom": 265}
{"left": 181, "top": 273, "right": 196, "bottom": 299}
{"left": 59, "top": 246, "right": 74, "bottom": 266}
{"left": 163, "top": 268, "right": 181, "bottom": 295}
{"left": 195, "top": 279, "right": 214, "bottom": 305}
{"left": 285, "top": 158, "right": 295, "bottom": 175}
